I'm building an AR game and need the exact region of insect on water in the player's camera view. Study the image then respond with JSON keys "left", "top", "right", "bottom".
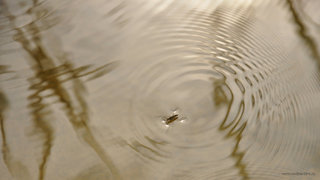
{"left": 161, "top": 108, "right": 186, "bottom": 126}
{"left": 165, "top": 114, "right": 179, "bottom": 125}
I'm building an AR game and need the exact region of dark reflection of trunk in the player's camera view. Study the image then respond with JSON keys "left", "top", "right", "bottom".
{"left": 0, "top": 87, "right": 9, "bottom": 173}
{"left": 0, "top": 66, "right": 31, "bottom": 179}
{"left": 2, "top": 1, "right": 121, "bottom": 180}
{"left": 209, "top": 9, "right": 256, "bottom": 179}
{"left": 27, "top": 74, "right": 54, "bottom": 180}
{"left": 286, "top": 0, "right": 320, "bottom": 65}
{"left": 214, "top": 81, "right": 249, "bottom": 180}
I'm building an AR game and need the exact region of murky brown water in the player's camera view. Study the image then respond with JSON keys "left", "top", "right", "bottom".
{"left": 1, "top": 0, "right": 320, "bottom": 179}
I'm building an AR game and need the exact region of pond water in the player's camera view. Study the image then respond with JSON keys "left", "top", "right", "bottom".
{"left": 1, "top": 0, "right": 320, "bottom": 179}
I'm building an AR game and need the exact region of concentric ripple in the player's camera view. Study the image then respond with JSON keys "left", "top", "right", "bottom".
{"left": 1, "top": 0, "right": 320, "bottom": 180}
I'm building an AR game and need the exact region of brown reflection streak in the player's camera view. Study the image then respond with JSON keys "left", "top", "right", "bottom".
{"left": 286, "top": 0, "right": 320, "bottom": 65}
{"left": 1, "top": 65, "right": 32, "bottom": 179}
{"left": 27, "top": 86, "right": 54, "bottom": 180}
{"left": 128, "top": 140, "right": 166, "bottom": 161}
{"left": 228, "top": 123, "right": 248, "bottom": 180}
{"left": 1, "top": 68, "right": 32, "bottom": 179}
{"left": 0, "top": 90, "right": 10, "bottom": 172}
{"left": 2, "top": 1, "right": 121, "bottom": 180}
{"left": 210, "top": 9, "right": 256, "bottom": 179}
{"left": 214, "top": 81, "right": 249, "bottom": 179}
{"left": 10, "top": 17, "right": 56, "bottom": 180}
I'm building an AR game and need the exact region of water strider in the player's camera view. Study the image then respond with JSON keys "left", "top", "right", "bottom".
{"left": 164, "top": 114, "right": 179, "bottom": 125}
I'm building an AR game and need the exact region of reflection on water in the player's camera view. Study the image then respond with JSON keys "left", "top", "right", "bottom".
{"left": 1, "top": 0, "right": 320, "bottom": 179}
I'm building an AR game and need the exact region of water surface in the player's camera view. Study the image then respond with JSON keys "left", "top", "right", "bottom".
{"left": 1, "top": 0, "right": 320, "bottom": 179}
